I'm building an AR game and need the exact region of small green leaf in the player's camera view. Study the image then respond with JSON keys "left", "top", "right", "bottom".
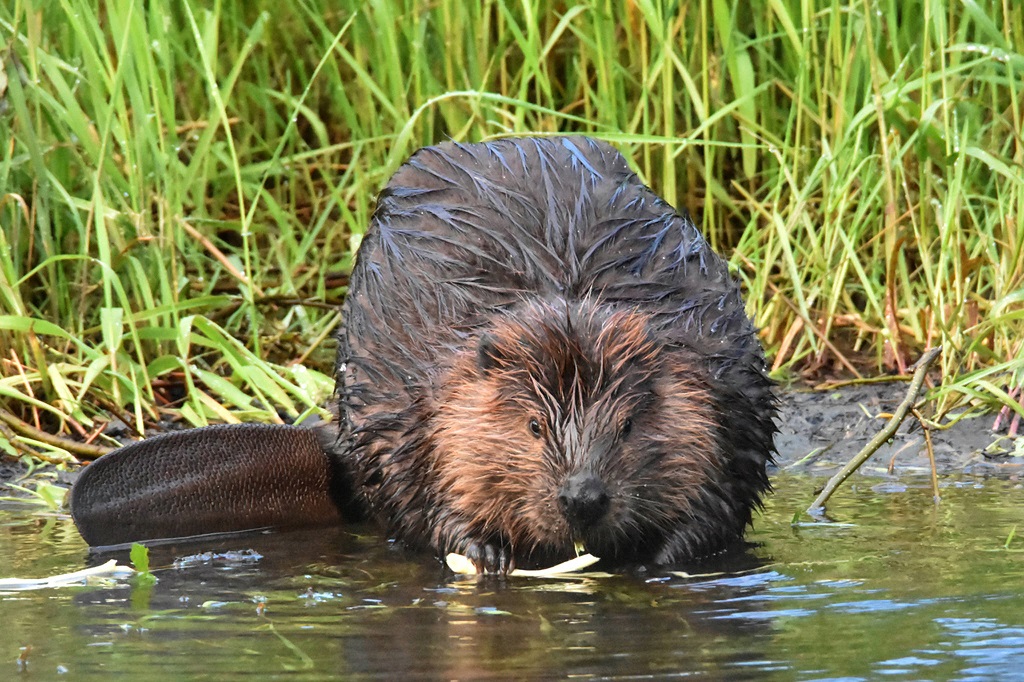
{"left": 130, "top": 543, "right": 157, "bottom": 585}
{"left": 130, "top": 542, "right": 149, "bottom": 573}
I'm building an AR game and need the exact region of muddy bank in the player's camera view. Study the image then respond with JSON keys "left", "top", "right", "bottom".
{"left": 775, "top": 381, "right": 1023, "bottom": 477}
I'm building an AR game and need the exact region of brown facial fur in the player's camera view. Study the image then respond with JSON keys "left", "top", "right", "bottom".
{"left": 428, "top": 300, "right": 727, "bottom": 567}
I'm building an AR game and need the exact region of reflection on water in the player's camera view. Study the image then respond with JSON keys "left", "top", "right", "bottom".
{"left": 2, "top": 474, "right": 1024, "bottom": 680}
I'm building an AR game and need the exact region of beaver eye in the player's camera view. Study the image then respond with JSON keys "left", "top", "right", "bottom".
{"left": 620, "top": 418, "right": 633, "bottom": 438}
{"left": 528, "top": 418, "right": 543, "bottom": 438}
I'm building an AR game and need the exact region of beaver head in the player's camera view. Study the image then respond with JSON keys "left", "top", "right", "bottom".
{"left": 429, "top": 298, "right": 741, "bottom": 569}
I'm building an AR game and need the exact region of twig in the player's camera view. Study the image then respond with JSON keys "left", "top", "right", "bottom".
{"left": 0, "top": 559, "right": 135, "bottom": 590}
{"left": 0, "top": 409, "right": 113, "bottom": 460}
{"left": 813, "top": 374, "right": 912, "bottom": 390}
{"left": 912, "top": 407, "right": 940, "bottom": 504}
{"left": 806, "top": 346, "right": 942, "bottom": 516}
{"left": 181, "top": 220, "right": 265, "bottom": 298}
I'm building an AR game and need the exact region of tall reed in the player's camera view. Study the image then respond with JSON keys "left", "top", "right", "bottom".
{"left": 1, "top": 0, "right": 1020, "bottom": 455}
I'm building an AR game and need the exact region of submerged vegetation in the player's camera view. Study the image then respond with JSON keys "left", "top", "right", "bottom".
{"left": 0, "top": 0, "right": 1021, "bottom": 460}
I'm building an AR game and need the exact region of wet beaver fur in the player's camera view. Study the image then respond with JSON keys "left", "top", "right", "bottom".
{"left": 71, "top": 137, "right": 776, "bottom": 572}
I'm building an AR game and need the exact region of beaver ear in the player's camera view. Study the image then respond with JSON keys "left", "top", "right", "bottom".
{"left": 477, "top": 333, "right": 504, "bottom": 372}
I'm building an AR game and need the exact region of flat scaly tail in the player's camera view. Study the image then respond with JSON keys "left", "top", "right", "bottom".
{"left": 70, "top": 423, "right": 345, "bottom": 547}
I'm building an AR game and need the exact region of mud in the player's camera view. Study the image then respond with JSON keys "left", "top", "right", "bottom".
{"left": 775, "top": 381, "right": 1023, "bottom": 477}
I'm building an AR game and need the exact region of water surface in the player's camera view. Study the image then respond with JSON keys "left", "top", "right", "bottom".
{"left": 2, "top": 474, "right": 1023, "bottom": 680}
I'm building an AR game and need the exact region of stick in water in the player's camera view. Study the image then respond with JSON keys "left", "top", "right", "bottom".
{"left": 446, "top": 552, "right": 600, "bottom": 577}
{"left": 0, "top": 560, "right": 135, "bottom": 591}
{"left": 806, "top": 346, "right": 942, "bottom": 516}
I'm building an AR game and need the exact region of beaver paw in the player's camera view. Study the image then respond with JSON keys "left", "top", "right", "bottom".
{"left": 462, "top": 541, "right": 514, "bottom": 576}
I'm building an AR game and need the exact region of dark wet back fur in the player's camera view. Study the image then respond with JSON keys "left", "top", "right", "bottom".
{"left": 337, "top": 137, "right": 776, "bottom": 566}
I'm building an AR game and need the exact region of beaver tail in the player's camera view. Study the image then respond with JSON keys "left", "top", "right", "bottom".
{"left": 70, "top": 423, "right": 350, "bottom": 548}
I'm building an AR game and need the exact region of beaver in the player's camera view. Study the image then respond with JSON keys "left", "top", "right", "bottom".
{"left": 71, "top": 137, "right": 776, "bottom": 573}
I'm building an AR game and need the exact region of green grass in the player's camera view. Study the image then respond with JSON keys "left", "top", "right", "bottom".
{"left": 0, "top": 0, "right": 1022, "bottom": 459}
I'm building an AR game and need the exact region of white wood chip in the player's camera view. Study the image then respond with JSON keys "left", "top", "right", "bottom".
{"left": 0, "top": 560, "right": 136, "bottom": 591}
{"left": 446, "top": 552, "right": 600, "bottom": 577}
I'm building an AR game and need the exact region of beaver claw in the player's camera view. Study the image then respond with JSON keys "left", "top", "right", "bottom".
{"left": 462, "top": 541, "right": 514, "bottom": 576}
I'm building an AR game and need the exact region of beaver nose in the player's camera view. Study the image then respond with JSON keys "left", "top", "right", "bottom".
{"left": 558, "top": 473, "right": 610, "bottom": 529}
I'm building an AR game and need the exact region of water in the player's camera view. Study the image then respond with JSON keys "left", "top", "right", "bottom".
{"left": 3, "top": 474, "right": 1024, "bottom": 680}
